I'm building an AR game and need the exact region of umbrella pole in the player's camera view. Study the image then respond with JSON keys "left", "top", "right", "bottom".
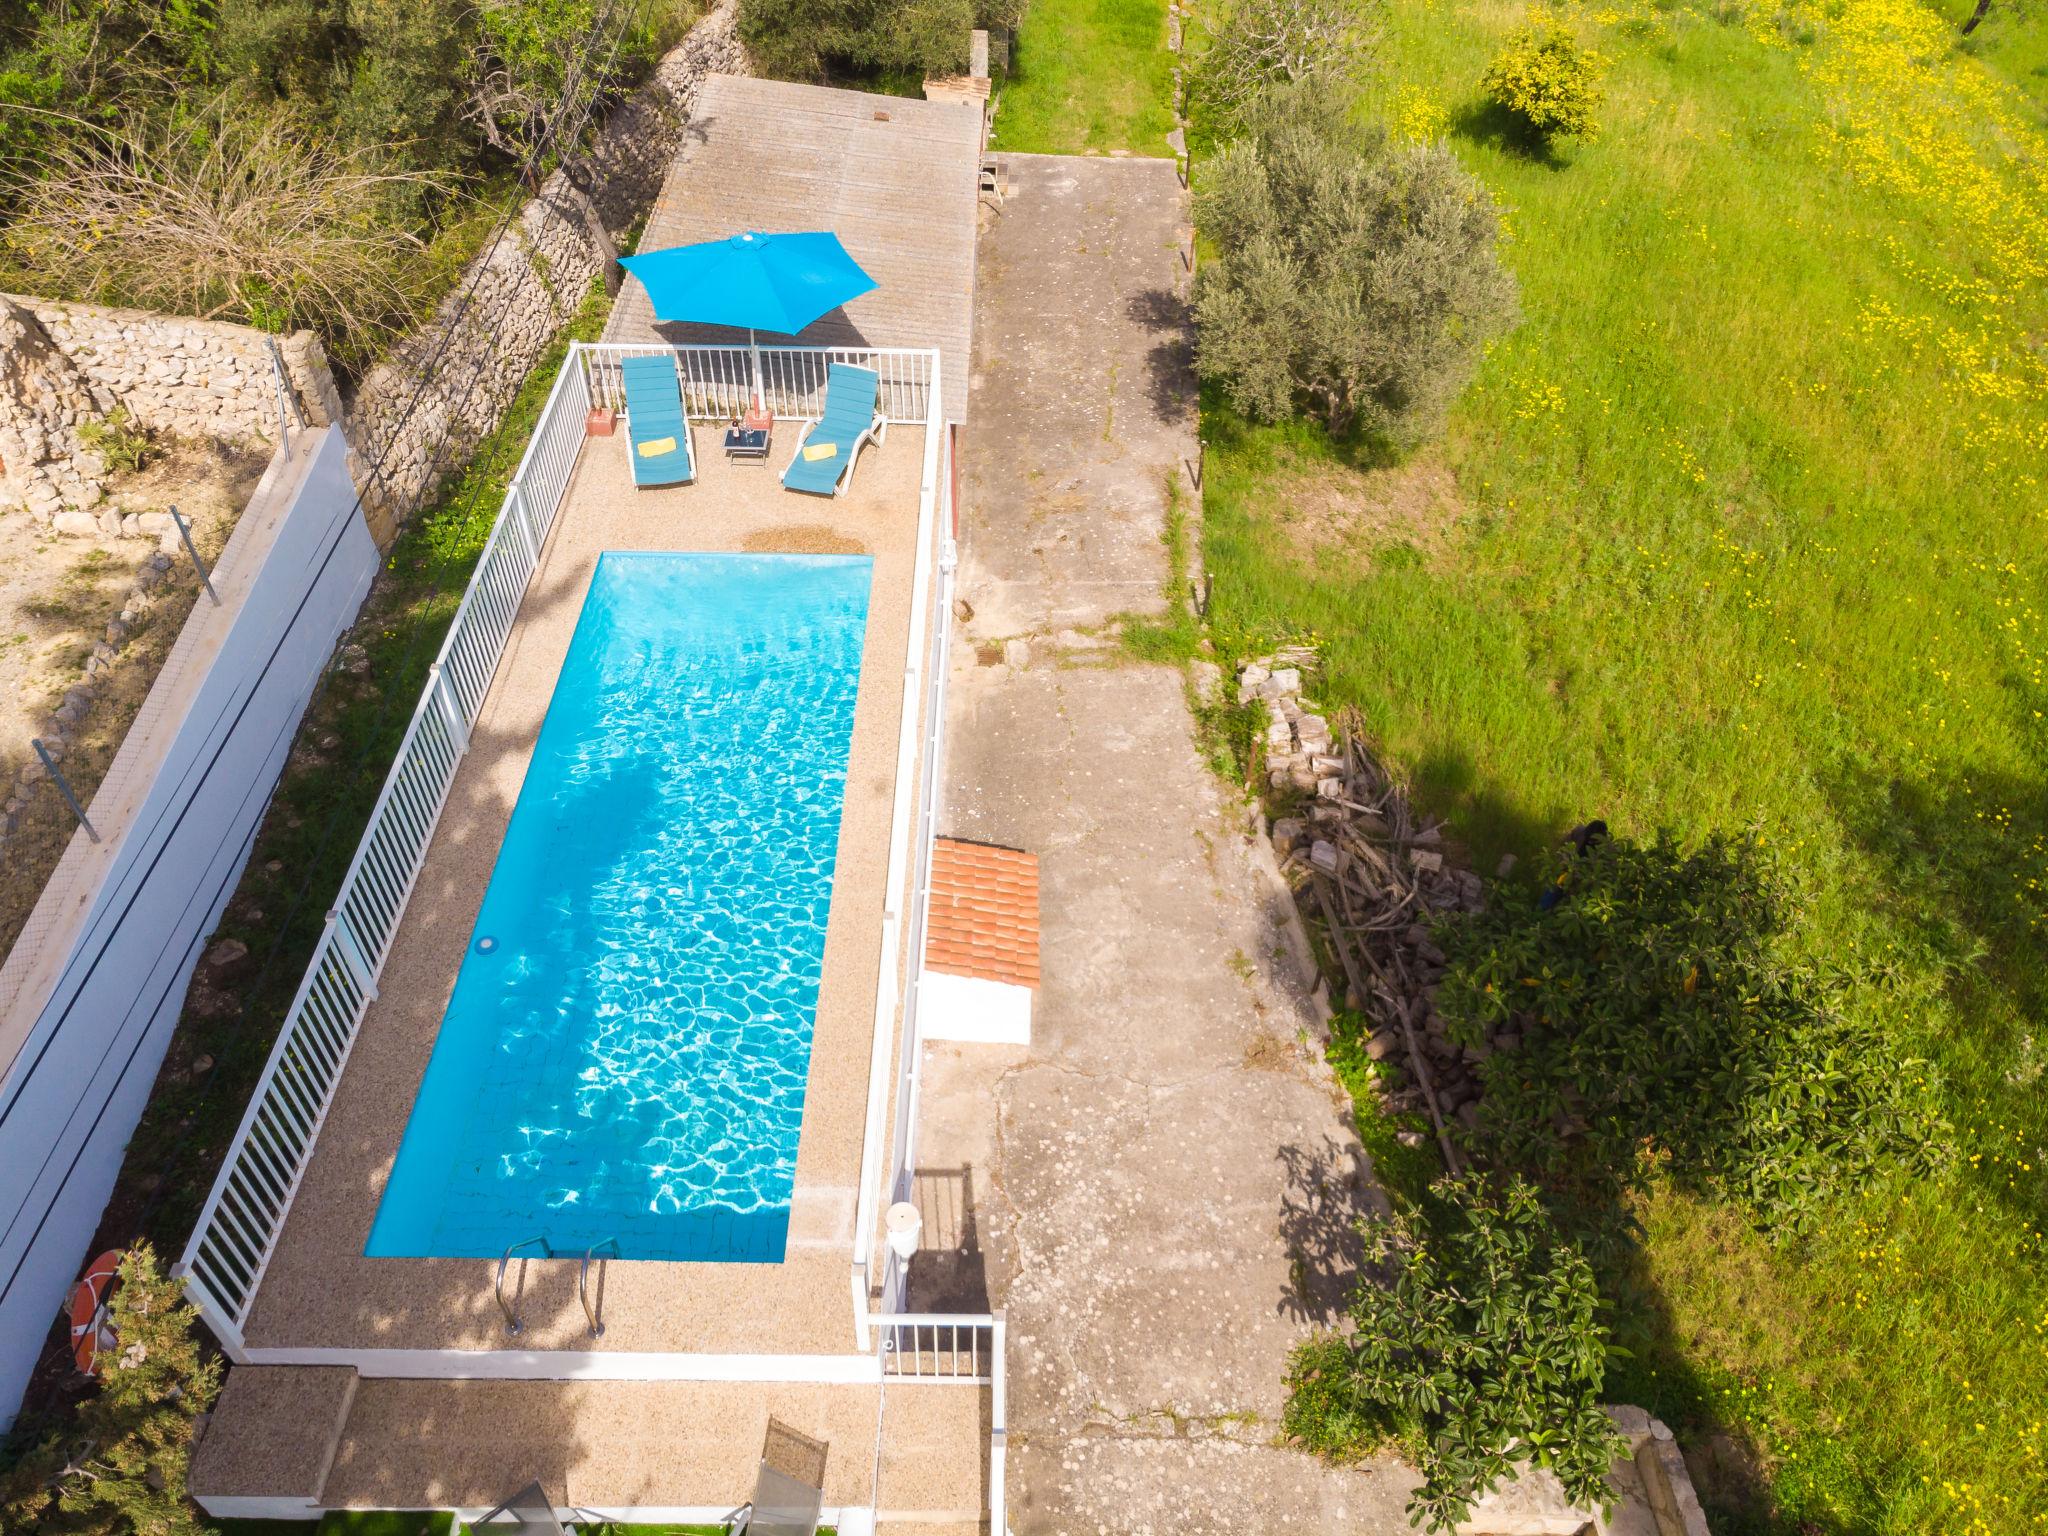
{"left": 749, "top": 329, "right": 763, "bottom": 414}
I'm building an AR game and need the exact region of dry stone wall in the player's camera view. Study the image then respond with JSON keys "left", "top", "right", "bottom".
{"left": 0, "top": 295, "right": 342, "bottom": 534}
{"left": 345, "top": 1, "right": 746, "bottom": 542}
{"left": 0, "top": 299, "right": 112, "bottom": 519}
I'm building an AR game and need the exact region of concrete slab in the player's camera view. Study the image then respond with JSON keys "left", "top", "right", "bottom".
{"left": 877, "top": 1379, "right": 991, "bottom": 1521}
{"left": 189, "top": 1364, "right": 356, "bottom": 1504}
{"left": 926, "top": 156, "right": 1421, "bottom": 1530}
{"left": 956, "top": 155, "right": 1196, "bottom": 640}
{"left": 246, "top": 428, "right": 932, "bottom": 1357}
{"left": 321, "top": 1378, "right": 890, "bottom": 1510}
{"left": 308, "top": 1375, "right": 988, "bottom": 1516}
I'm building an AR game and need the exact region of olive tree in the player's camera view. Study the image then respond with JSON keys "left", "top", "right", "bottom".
{"left": 1195, "top": 0, "right": 1384, "bottom": 128}
{"left": 1193, "top": 82, "right": 1519, "bottom": 443}
{"left": 739, "top": 0, "right": 974, "bottom": 81}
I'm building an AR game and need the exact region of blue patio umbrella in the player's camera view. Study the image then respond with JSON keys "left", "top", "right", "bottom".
{"left": 619, "top": 230, "right": 877, "bottom": 406}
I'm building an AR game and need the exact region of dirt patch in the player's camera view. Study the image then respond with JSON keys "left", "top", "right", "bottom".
{"left": 1241, "top": 1029, "right": 1299, "bottom": 1072}
{"left": 0, "top": 436, "right": 269, "bottom": 963}
{"left": 1260, "top": 447, "right": 1466, "bottom": 567}
{"left": 741, "top": 524, "right": 869, "bottom": 555}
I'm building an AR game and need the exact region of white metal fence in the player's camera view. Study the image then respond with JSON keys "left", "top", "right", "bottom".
{"left": 877, "top": 1312, "right": 996, "bottom": 1382}
{"left": 177, "top": 340, "right": 945, "bottom": 1352}
{"left": 874, "top": 1310, "right": 1008, "bottom": 1533}
{"left": 176, "top": 358, "right": 593, "bottom": 1348}
{"left": 858, "top": 420, "right": 959, "bottom": 1332}
{"left": 581, "top": 343, "right": 935, "bottom": 425}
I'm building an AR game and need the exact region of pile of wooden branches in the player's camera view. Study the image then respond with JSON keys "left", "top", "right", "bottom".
{"left": 1268, "top": 703, "right": 1491, "bottom": 1173}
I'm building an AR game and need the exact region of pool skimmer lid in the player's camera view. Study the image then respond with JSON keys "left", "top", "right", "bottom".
{"left": 477, "top": 936, "right": 498, "bottom": 954}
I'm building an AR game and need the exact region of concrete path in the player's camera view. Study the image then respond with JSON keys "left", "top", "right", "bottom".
{"left": 926, "top": 154, "right": 1417, "bottom": 1532}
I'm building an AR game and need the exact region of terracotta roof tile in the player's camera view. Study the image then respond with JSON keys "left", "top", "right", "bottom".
{"left": 924, "top": 838, "right": 1041, "bottom": 988}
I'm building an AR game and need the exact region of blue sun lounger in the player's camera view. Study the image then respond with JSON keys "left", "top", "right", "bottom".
{"left": 782, "top": 363, "right": 885, "bottom": 497}
{"left": 620, "top": 353, "right": 695, "bottom": 487}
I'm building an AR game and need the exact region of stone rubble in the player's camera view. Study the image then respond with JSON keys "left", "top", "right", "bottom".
{"left": 1244, "top": 653, "right": 1500, "bottom": 1169}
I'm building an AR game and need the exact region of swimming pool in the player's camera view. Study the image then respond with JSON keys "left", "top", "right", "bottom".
{"left": 366, "top": 551, "right": 872, "bottom": 1263}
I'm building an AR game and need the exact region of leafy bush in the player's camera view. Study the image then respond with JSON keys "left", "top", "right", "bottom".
{"left": 1, "top": 1243, "right": 222, "bottom": 1536}
{"left": 467, "top": 0, "right": 601, "bottom": 160}
{"left": 1482, "top": 18, "right": 1606, "bottom": 141}
{"left": 1283, "top": 1333, "right": 1384, "bottom": 1459}
{"left": 334, "top": 0, "right": 471, "bottom": 173}
{"left": 1294, "top": 1174, "right": 1625, "bottom": 1531}
{"left": 0, "top": 0, "right": 684, "bottom": 357}
{"left": 1193, "top": 81, "right": 1519, "bottom": 442}
{"left": 1, "top": 93, "right": 456, "bottom": 365}
{"left": 1436, "top": 831, "right": 1950, "bottom": 1236}
{"left": 1195, "top": 0, "right": 1384, "bottom": 129}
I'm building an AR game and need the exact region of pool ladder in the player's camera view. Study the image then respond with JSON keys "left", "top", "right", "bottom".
{"left": 496, "top": 1234, "right": 619, "bottom": 1338}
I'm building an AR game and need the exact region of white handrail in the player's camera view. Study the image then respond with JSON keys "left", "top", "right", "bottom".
{"left": 849, "top": 366, "right": 948, "bottom": 1349}
{"left": 579, "top": 342, "right": 935, "bottom": 425}
{"left": 174, "top": 353, "right": 592, "bottom": 1352}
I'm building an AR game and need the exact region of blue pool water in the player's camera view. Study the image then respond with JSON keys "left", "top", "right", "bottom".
{"left": 366, "top": 552, "right": 873, "bottom": 1263}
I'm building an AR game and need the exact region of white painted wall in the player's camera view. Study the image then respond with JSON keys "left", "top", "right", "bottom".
{"left": 918, "top": 970, "right": 1032, "bottom": 1046}
{"left": 0, "top": 428, "right": 376, "bottom": 1428}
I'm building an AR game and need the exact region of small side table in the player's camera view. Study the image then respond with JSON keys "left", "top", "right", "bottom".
{"left": 724, "top": 425, "right": 771, "bottom": 463}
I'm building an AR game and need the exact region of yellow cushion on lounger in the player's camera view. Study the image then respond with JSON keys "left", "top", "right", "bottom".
{"left": 638, "top": 436, "right": 676, "bottom": 457}
{"left": 802, "top": 442, "right": 839, "bottom": 462}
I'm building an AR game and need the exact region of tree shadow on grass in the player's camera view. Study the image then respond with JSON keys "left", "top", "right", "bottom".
{"left": 1447, "top": 97, "right": 1576, "bottom": 171}
{"left": 1195, "top": 382, "right": 1411, "bottom": 479}
{"left": 1410, "top": 742, "right": 1570, "bottom": 881}
{"left": 1598, "top": 1234, "right": 1817, "bottom": 1536}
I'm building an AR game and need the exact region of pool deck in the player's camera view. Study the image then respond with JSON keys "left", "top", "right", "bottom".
{"left": 191, "top": 1366, "right": 992, "bottom": 1523}
{"left": 244, "top": 426, "right": 928, "bottom": 1357}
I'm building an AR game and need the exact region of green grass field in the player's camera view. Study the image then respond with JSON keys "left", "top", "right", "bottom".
{"left": 992, "top": 0, "right": 1177, "bottom": 154}
{"left": 1930, "top": 0, "right": 2048, "bottom": 118}
{"left": 1194, "top": 0, "right": 2048, "bottom": 1528}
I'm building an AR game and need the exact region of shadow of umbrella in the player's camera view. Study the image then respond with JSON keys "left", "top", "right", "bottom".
{"left": 621, "top": 231, "right": 878, "bottom": 407}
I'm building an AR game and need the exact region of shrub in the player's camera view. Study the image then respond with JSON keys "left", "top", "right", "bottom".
{"left": 1195, "top": 0, "right": 1384, "bottom": 129}
{"left": 739, "top": 0, "right": 977, "bottom": 81}
{"left": 466, "top": 0, "right": 600, "bottom": 160}
{"left": 1482, "top": 18, "right": 1606, "bottom": 142}
{"left": 76, "top": 409, "right": 150, "bottom": 476}
{"left": 0, "top": 92, "right": 457, "bottom": 366}
{"left": 1297, "top": 1173, "right": 1625, "bottom": 1531}
{"left": 335, "top": 0, "right": 472, "bottom": 171}
{"left": 1435, "top": 831, "right": 1950, "bottom": 1237}
{"left": 1193, "top": 81, "right": 1519, "bottom": 442}
{"left": 1, "top": 1243, "right": 222, "bottom": 1536}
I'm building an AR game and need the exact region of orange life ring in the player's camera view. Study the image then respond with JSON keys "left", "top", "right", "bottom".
{"left": 67, "top": 1250, "right": 122, "bottom": 1377}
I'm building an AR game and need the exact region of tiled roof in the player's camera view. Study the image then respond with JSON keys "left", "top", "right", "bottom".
{"left": 925, "top": 838, "right": 1040, "bottom": 989}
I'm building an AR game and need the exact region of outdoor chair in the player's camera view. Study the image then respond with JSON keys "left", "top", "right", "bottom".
{"left": 725, "top": 1418, "right": 828, "bottom": 1536}
{"left": 781, "top": 363, "right": 885, "bottom": 497}
{"left": 619, "top": 353, "right": 696, "bottom": 488}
